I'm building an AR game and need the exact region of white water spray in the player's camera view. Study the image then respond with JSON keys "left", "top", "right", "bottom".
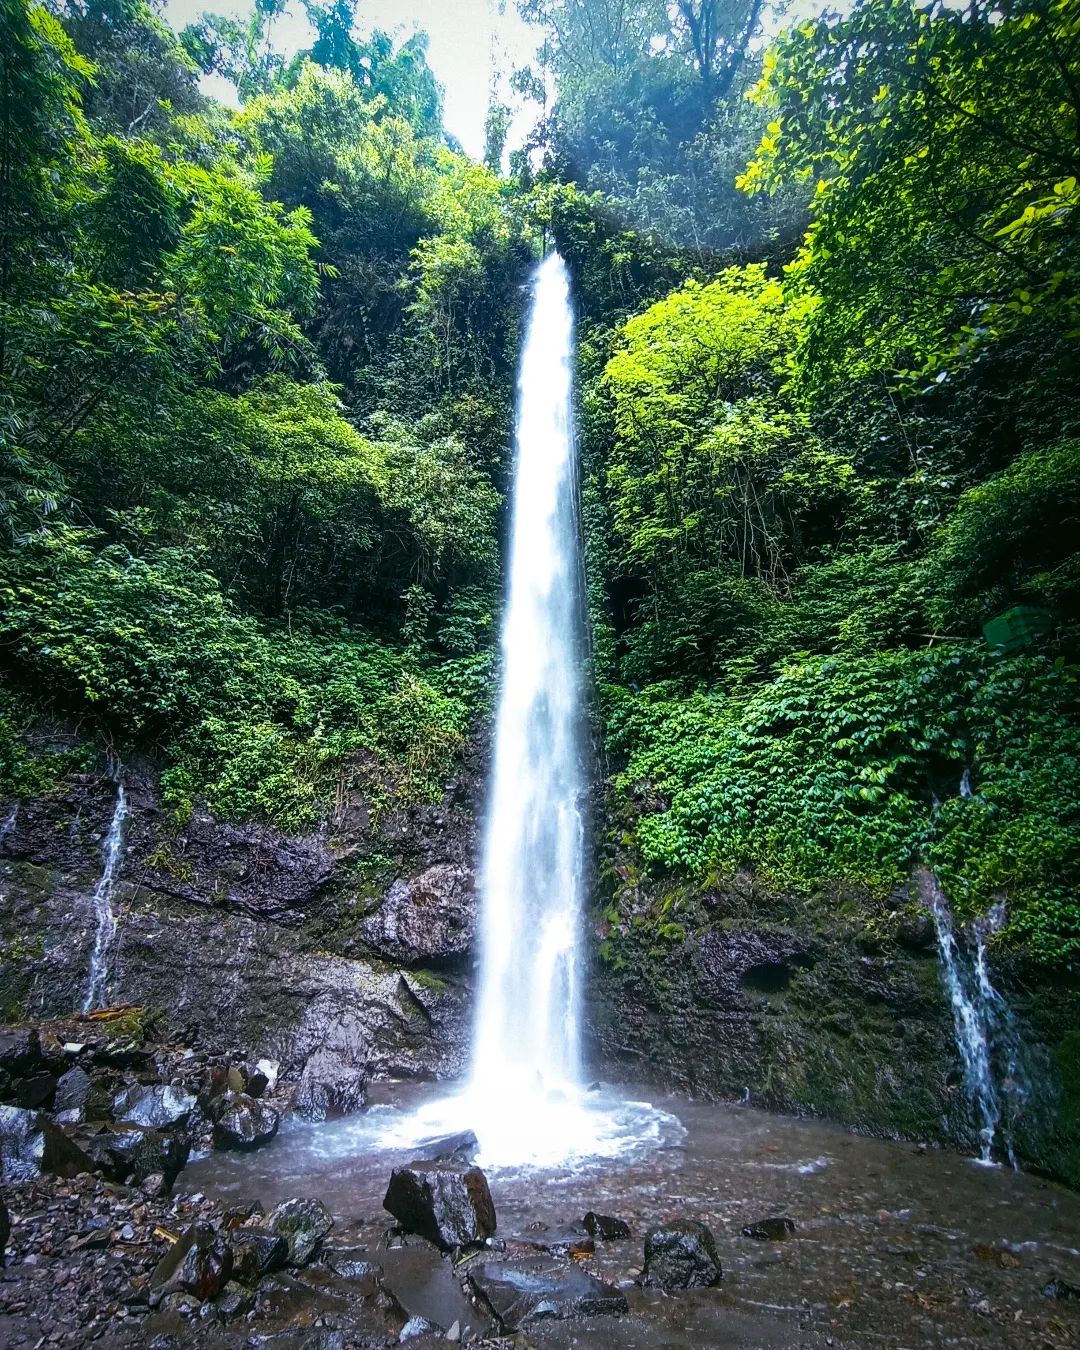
{"left": 376, "top": 253, "right": 679, "bottom": 1168}
{"left": 82, "top": 778, "right": 129, "bottom": 1012}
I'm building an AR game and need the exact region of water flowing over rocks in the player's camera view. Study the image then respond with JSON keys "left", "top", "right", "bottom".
{"left": 588, "top": 860, "right": 1075, "bottom": 1182}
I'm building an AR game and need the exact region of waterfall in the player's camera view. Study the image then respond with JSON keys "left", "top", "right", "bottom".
{"left": 922, "top": 876, "right": 1027, "bottom": 1166}
{"left": 469, "top": 250, "right": 585, "bottom": 1109}
{"left": 82, "top": 778, "right": 129, "bottom": 1013}
{"left": 377, "top": 253, "right": 679, "bottom": 1168}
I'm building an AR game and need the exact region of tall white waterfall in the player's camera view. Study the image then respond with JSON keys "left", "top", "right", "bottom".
{"left": 469, "top": 250, "right": 586, "bottom": 1118}
{"left": 379, "top": 253, "right": 679, "bottom": 1168}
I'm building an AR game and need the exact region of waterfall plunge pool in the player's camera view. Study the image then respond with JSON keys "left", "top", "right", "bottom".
{"left": 186, "top": 1079, "right": 1080, "bottom": 1349}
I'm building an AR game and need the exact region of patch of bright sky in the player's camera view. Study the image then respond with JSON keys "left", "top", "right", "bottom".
{"left": 161, "top": 0, "right": 541, "bottom": 160}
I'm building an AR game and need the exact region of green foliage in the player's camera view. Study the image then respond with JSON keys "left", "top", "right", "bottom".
{"left": 602, "top": 265, "right": 856, "bottom": 680}
{"left": 608, "top": 647, "right": 1080, "bottom": 962}
{"left": 0, "top": 529, "right": 468, "bottom": 828}
{"left": 740, "top": 0, "right": 1080, "bottom": 396}
{"left": 927, "top": 439, "right": 1080, "bottom": 631}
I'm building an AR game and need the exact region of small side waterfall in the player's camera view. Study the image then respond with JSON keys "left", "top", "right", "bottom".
{"left": 922, "top": 875, "right": 1028, "bottom": 1166}
{"left": 82, "top": 778, "right": 129, "bottom": 1013}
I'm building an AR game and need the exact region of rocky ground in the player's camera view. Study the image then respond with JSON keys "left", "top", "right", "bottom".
{"left": 0, "top": 1007, "right": 652, "bottom": 1348}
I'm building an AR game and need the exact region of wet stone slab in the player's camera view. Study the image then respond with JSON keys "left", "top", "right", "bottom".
{"left": 467, "top": 1258, "right": 629, "bottom": 1330}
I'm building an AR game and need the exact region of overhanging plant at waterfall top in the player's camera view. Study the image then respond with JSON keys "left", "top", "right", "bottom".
{"left": 606, "top": 645, "right": 1080, "bottom": 963}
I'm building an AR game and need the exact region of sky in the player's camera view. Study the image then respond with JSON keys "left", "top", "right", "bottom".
{"left": 161, "top": 0, "right": 541, "bottom": 160}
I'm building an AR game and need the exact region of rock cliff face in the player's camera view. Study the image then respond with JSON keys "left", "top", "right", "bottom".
{"left": 585, "top": 854, "right": 1080, "bottom": 1187}
{"left": 3, "top": 741, "right": 1079, "bottom": 1190}
{"left": 0, "top": 747, "right": 485, "bottom": 1104}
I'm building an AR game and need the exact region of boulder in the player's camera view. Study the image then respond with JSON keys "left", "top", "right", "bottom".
{"left": 0, "top": 1028, "right": 42, "bottom": 1074}
{"left": 361, "top": 864, "right": 475, "bottom": 965}
{"left": 383, "top": 1162, "right": 496, "bottom": 1250}
{"left": 266, "top": 1197, "right": 334, "bottom": 1266}
{"left": 212, "top": 1094, "right": 280, "bottom": 1151}
{"left": 212, "top": 1280, "right": 256, "bottom": 1320}
{"left": 292, "top": 1046, "right": 366, "bottom": 1122}
{"left": 583, "top": 1211, "right": 631, "bottom": 1241}
{"left": 412, "top": 1129, "right": 479, "bottom": 1163}
{"left": 1044, "top": 1278, "right": 1080, "bottom": 1300}
{"left": 322, "top": 1248, "right": 384, "bottom": 1285}
{"left": 467, "top": 1260, "right": 628, "bottom": 1331}
{"left": 80, "top": 1122, "right": 190, "bottom": 1186}
{"left": 643, "top": 1221, "right": 722, "bottom": 1290}
{"left": 54, "top": 1066, "right": 94, "bottom": 1121}
{"left": 228, "top": 1227, "right": 288, "bottom": 1285}
{"left": 742, "top": 1216, "right": 795, "bottom": 1241}
{"left": 0, "top": 1105, "right": 95, "bottom": 1182}
{"left": 112, "top": 1082, "right": 196, "bottom": 1130}
{"left": 151, "top": 1223, "right": 232, "bottom": 1301}
{"left": 0, "top": 1029, "right": 56, "bottom": 1110}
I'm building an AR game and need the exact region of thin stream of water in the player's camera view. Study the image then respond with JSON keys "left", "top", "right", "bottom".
{"left": 82, "top": 778, "right": 129, "bottom": 1012}
{"left": 923, "top": 875, "right": 1027, "bottom": 1165}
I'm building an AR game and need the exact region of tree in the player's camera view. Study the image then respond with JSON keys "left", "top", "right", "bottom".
{"left": 739, "top": 0, "right": 1080, "bottom": 398}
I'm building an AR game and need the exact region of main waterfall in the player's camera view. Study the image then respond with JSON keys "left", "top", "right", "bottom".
{"left": 470, "top": 250, "right": 585, "bottom": 1114}
{"left": 378, "top": 252, "right": 678, "bottom": 1169}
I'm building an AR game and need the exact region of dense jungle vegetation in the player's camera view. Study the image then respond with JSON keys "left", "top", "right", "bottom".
{"left": 1, "top": 0, "right": 1078, "bottom": 962}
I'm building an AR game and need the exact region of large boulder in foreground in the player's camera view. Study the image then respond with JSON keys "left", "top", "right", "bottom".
{"left": 0, "top": 1105, "right": 94, "bottom": 1182}
{"left": 112, "top": 1082, "right": 196, "bottom": 1130}
{"left": 292, "top": 1045, "right": 366, "bottom": 1122}
{"left": 151, "top": 1223, "right": 233, "bottom": 1301}
{"left": 80, "top": 1122, "right": 190, "bottom": 1186}
{"left": 361, "top": 864, "right": 475, "bottom": 965}
{"left": 642, "top": 1220, "right": 722, "bottom": 1290}
{"left": 383, "top": 1162, "right": 496, "bottom": 1250}
{"left": 266, "top": 1197, "right": 334, "bottom": 1266}
{"left": 467, "top": 1260, "right": 628, "bottom": 1331}
{"left": 212, "top": 1094, "right": 280, "bottom": 1151}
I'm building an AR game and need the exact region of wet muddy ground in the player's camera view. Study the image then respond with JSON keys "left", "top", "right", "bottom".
{"left": 187, "top": 1082, "right": 1080, "bottom": 1348}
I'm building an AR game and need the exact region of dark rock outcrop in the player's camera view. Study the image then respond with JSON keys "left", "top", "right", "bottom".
{"left": 112, "top": 1082, "right": 196, "bottom": 1130}
{"left": 383, "top": 1162, "right": 496, "bottom": 1250}
{"left": 0, "top": 751, "right": 482, "bottom": 1096}
{"left": 54, "top": 1066, "right": 93, "bottom": 1120}
{"left": 583, "top": 1211, "right": 631, "bottom": 1240}
{"left": 151, "top": 1223, "right": 232, "bottom": 1301}
{"left": 0, "top": 1105, "right": 95, "bottom": 1182}
{"left": 467, "top": 1260, "right": 628, "bottom": 1330}
{"left": 361, "top": 863, "right": 475, "bottom": 965}
{"left": 266, "top": 1196, "right": 334, "bottom": 1266}
{"left": 642, "top": 1220, "right": 722, "bottom": 1290}
{"left": 292, "top": 1044, "right": 366, "bottom": 1122}
{"left": 212, "top": 1093, "right": 280, "bottom": 1150}
{"left": 79, "top": 1121, "right": 190, "bottom": 1186}
{"left": 229, "top": 1226, "right": 288, "bottom": 1285}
